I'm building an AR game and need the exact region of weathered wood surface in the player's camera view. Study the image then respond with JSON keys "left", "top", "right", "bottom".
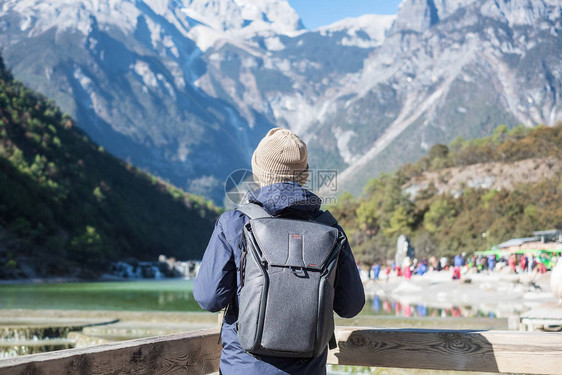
{"left": 2, "top": 327, "right": 562, "bottom": 374}
{"left": 520, "top": 303, "right": 562, "bottom": 331}
{"left": 329, "top": 327, "right": 562, "bottom": 374}
{"left": 0, "top": 329, "right": 221, "bottom": 375}
{"left": 521, "top": 303, "right": 562, "bottom": 320}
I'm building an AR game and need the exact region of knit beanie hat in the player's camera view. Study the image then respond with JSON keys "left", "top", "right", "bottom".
{"left": 251, "top": 128, "right": 309, "bottom": 188}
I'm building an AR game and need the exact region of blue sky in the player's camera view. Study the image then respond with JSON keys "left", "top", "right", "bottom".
{"left": 288, "top": 0, "right": 402, "bottom": 29}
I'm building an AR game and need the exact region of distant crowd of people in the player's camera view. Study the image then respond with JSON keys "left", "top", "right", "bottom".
{"left": 360, "top": 251, "right": 559, "bottom": 281}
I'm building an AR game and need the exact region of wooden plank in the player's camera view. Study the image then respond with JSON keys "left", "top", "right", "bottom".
{"left": 521, "top": 304, "right": 562, "bottom": 320}
{"left": 328, "top": 327, "right": 562, "bottom": 374}
{"left": 0, "top": 329, "right": 221, "bottom": 375}
{"left": 2, "top": 327, "right": 562, "bottom": 374}
{"left": 522, "top": 318, "right": 562, "bottom": 326}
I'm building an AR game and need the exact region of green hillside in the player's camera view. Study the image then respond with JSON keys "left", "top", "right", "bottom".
{"left": 0, "top": 56, "right": 220, "bottom": 279}
{"left": 328, "top": 124, "right": 562, "bottom": 263}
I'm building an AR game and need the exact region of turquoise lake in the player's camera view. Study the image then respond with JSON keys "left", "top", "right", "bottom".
{"left": 0, "top": 279, "right": 497, "bottom": 319}
{"left": 0, "top": 280, "right": 200, "bottom": 312}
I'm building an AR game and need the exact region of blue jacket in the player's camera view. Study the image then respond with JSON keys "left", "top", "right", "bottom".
{"left": 194, "top": 183, "right": 365, "bottom": 374}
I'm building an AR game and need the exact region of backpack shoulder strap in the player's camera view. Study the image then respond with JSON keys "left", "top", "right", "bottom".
{"left": 236, "top": 203, "right": 272, "bottom": 220}
{"left": 314, "top": 210, "right": 338, "bottom": 227}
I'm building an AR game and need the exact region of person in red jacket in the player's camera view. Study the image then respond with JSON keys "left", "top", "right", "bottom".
{"left": 508, "top": 254, "right": 517, "bottom": 273}
{"left": 452, "top": 266, "right": 461, "bottom": 280}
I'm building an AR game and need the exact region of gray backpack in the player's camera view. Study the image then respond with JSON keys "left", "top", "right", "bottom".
{"left": 235, "top": 203, "right": 345, "bottom": 358}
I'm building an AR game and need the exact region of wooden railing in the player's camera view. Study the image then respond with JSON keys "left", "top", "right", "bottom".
{"left": 1, "top": 327, "right": 561, "bottom": 374}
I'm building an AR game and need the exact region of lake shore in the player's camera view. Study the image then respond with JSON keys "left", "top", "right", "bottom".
{"left": 363, "top": 268, "right": 556, "bottom": 319}
{"left": 0, "top": 275, "right": 188, "bottom": 285}
{"left": 0, "top": 277, "right": 83, "bottom": 285}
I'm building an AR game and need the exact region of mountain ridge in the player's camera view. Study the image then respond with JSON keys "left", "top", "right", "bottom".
{"left": 325, "top": 0, "right": 561, "bottom": 193}
{"left": 1, "top": 0, "right": 560, "bottom": 202}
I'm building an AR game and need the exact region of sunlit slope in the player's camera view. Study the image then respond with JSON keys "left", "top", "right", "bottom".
{"left": 0, "top": 56, "right": 220, "bottom": 279}
{"left": 328, "top": 124, "right": 562, "bottom": 263}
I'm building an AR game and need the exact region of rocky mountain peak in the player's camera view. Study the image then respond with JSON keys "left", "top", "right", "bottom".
{"left": 392, "top": 0, "right": 561, "bottom": 34}
{"left": 393, "top": 0, "right": 441, "bottom": 33}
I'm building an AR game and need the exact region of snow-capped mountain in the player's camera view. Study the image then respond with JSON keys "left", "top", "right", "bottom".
{"left": 319, "top": 0, "right": 562, "bottom": 192}
{"left": 1, "top": 0, "right": 560, "bottom": 201}
{"left": 316, "top": 14, "right": 396, "bottom": 48}
{"left": 3, "top": 0, "right": 303, "bottom": 38}
{"left": 0, "top": 0, "right": 296, "bottom": 200}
